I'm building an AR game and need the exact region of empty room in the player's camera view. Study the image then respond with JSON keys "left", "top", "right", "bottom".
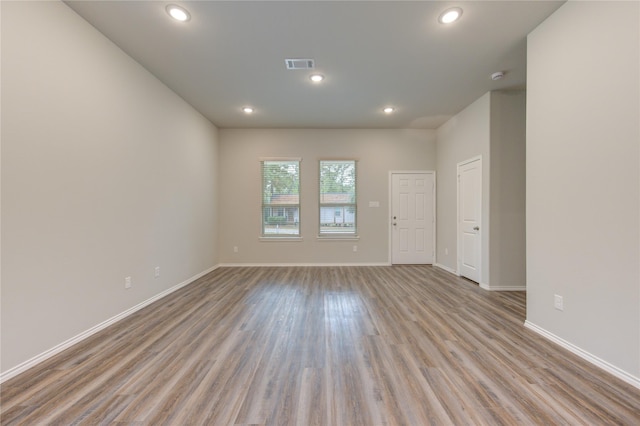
{"left": 1, "top": 0, "right": 639, "bottom": 424}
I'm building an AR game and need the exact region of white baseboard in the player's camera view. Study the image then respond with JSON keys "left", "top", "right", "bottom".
{"left": 434, "top": 263, "right": 458, "bottom": 275}
{"left": 218, "top": 262, "right": 391, "bottom": 267}
{"left": 434, "top": 265, "right": 524, "bottom": 291}
{"left": 481, "top": 283, "right": 526, "bottom": 291}
{"left": 0, "top": 264, "right": 220, "bottom": 384}
{"left": 524, "top": 320, "right": 640, "bottom": 390}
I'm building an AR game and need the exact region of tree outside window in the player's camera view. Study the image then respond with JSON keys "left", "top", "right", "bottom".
{"left": 262, "top": 160, "right": 300, "bottom": 236}
{"left": 319, "top": 160, "right": 356, "bottom": 235}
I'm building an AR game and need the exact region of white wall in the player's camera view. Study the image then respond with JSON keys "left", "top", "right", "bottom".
{"left": 218, "top": 128, "right": 436, "bottom": 264}
{"left": 435, "top": 93, "right": 491, "bottom": 284}
{"left": 527, "top": 0, "right": 639, "bottom": 382}
{"left": 1, "top": 1, "right": 219, "bottom": 375}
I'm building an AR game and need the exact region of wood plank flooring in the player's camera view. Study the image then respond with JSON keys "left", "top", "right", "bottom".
{"left": 1, "top": 266, "right": 639, "bottom": 425}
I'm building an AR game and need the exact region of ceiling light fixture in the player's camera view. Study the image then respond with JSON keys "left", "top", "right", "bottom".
{"left": 383, "top": 107, "right": 395, "bottom": 114}
{"left": 310, "top": 74, "right": 324, "bottom": 83}
{"left": 438, "top": 7, "right": 462, "bottom": 24}
{"left": 242, "top": 107, "right": 254, "bottom": 114}
{"left": 166, "top": 5, "right": 190, "bottom": 22}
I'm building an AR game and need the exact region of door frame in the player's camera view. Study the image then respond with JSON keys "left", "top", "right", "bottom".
{"left": 388, "top": 170, "right": 436, "bottom": 265}
{"left": 457, "top": 156, "right": 482, "bottom": 281}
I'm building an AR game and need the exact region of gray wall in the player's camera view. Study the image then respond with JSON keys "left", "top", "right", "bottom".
{"left": 1, "top": 1, "right": 219, "bottom": 374}
{"left": 3, "top": 0, "right": 637, "bottom": 389}
{"left": 489, "top": 91, "right": 526, "bottom": 290}
{"left": 435, "top": 91, "right": 526, "bottom": 290}
{"left": 435, "top": 93, "right": 492, "bottom": 284}
{"left": 218, "top": 129, "right": 436, "bottom": 264}
{"left": 526, "top": 1, "right": 639, "bottom": 380}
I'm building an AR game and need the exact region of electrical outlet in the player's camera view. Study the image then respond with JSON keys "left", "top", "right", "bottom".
{"left": 233, "top": 246, "right": 239, "bottom": 253}
{"left": 125, "top": 276, "right": 132, "bottom": 289}
{"left": 445, "top": 248, "right": 449, "bottom": 255}
{"left": 154, "top": 267, "right": 160, "bottom": 278}
{"left": 554, "top": 294, "right": 563, "bottom": 311}
{"left": 353, "top": 245, "right": 358, "bottom": 252}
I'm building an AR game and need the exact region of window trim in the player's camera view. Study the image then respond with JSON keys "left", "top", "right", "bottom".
{"left": 318, "top": 159, "right": 358, "bottom": 238}
{"left": 260, "top": 158, "right": 301, "bottom": 239}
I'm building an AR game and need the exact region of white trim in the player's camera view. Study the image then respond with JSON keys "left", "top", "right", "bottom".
{"left": 457, "top": 156, "right": 482, "bottom": 283}
{"left": 319, "top": 160, "right": 358, "bottom": 237}
{"left": 434, "top": 263, "right": 458, "bottom": 276}
{"left": 388, "top": 170, "right": 436, "bottom": 265}
{"left": 260, "top": 158, "right": 302, "bottom": 239}
{"left": 0, "top": 265, "right": 219, "bottom": 384}
{"left": 481, "top": 284, "right": 526, "bottom": 291}
{"left": 524, "top": 320, "right": 640, "bottom": 390}
{"left": 219, "top": 262, "right": 390, "bottom": 267}
{"left": 389, "top": 170, "right": 436, "bottom": 174}
{"left": 457, "top": 156, "right": 483, "bottom": 168}
{"left": 259, "top": 237, "right": 303, "bottom": 242}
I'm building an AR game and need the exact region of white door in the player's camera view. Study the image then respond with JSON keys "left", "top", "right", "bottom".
{"left": 391, "top": 172, "right": 435, "bottom": 264}
{"left": 457, "top": 157, "right": 482, "bottom": 282}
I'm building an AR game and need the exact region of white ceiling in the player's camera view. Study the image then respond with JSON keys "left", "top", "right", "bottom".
{"left": 64, "top": 1, "right": 564, "bottom": 129}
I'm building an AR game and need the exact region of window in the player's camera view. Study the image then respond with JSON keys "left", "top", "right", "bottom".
{"left": 319, "top": 160, "right": 356, "bottom": 235}
{"left": 261, "top": 159, "right": 300, "bottom": 237}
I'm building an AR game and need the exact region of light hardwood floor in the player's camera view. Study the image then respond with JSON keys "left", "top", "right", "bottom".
{"left": 1, "top": 266, "right": 639, "bottom": 425}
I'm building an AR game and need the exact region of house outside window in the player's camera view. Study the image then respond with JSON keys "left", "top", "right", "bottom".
{"left": 261, "top": 159, "right": 300, "bottom": 236}
{"left": 319, "top": 160, "right": 356, "bottom": 235}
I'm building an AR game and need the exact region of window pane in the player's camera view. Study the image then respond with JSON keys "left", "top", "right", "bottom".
{"left": 262, "top": 160, "right": 300, "bottom": 236}
{"left": 263, "top": 206, "right": 300, "bottom": 235}
{"left": 319, "top": 160, "right": 356, "bottom": 235}
{"left": 319, "top": 206, "right": 356, "bottom": 234}
{"left": 319, "top": 160, "right": 355, "bottom": 203}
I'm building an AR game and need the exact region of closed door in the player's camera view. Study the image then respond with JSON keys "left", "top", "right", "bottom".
{"left": 458, "top": 158, "right": 481, "bottom": 282}
{"left": 391, "top": 172, "right": 434, "bottom": 264}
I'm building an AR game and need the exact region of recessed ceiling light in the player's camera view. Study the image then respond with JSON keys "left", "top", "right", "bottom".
{"left": 383, "top": 107, "right": 395, "bottom": 114}
{"left": 310, "top": 74, "right": 324, "bottom": 83}
{"left": 242, "top": 107, "right": 254, "bottom": 114}
{"left": 438, "top": 7, "right": 462, "bottom": 24}
{"left": 166, "top": 5, "right": 190, "bottom": 22}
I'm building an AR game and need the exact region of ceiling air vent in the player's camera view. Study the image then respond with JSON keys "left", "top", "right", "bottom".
{"left": 285, "top": 59, "right": 315, "bottom": 70}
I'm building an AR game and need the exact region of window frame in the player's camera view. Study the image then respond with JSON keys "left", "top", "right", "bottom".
{"left": 318, "top": 159, "right": 358, "bottom": 238}
{"left": 260, "top": 158, "right": 302, "bottom": 239}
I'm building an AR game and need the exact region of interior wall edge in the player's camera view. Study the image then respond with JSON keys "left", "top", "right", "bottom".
{"left": 433, "top": 263, "right": 458, "bottom": 276}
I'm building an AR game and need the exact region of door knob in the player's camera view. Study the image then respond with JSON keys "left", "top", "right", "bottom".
{"left": 473, "top": 226, "right": 480, "bottom": 231}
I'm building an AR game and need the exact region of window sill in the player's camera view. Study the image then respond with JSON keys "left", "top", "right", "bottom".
{"left": 316, "top": 235, "right": 360, "bottom": 242}
{"left": 259, "top": 236, "right": 303, "bottom": 242}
